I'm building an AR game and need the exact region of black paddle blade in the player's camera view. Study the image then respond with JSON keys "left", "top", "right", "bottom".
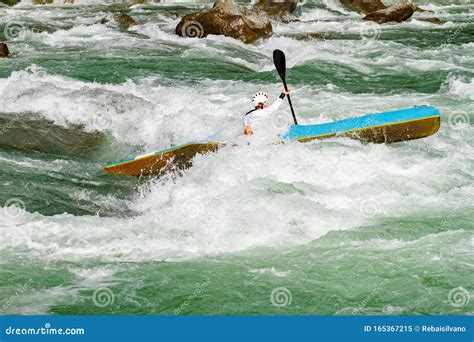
{"left": 273, "top": 49, "right": 298, "bottom": 125}
{"left": 273, "top": 49, "right": 286, "bottom": 80}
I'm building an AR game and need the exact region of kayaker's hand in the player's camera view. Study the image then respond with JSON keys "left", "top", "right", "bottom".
{"left": 282, "top": 88, "right": 291, "bottom": 95}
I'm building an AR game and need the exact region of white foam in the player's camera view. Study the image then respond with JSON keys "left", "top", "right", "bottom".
{"left": 448, "top": 77, "right": 474, "bottom": 100}
{"left": 249, "top": 267, "right": 290, "bottom": 277}
{"left": 1, "top": 130, "right": 472, "bottom": 263}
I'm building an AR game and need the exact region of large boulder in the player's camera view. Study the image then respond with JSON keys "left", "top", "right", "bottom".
{"left": 176, "top": 0, "right": 272, "bottom": 44}
{"left": 340, "top": 0, "right": 386, "bottom": 14}
{"left": 0, "top": 114, "right": 104, "bottom": 156}
{"left": 363, "top": 0, "right": 416, "bottom": 24}
{"left": 0, "top": 42, "right": 9, "bottom": 58}
{"left": 255, "top": 0, "right": 297, "bottom": 19}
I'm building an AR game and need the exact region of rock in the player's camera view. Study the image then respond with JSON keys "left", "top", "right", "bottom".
{"left": 417, "top": 17, "right": 444, "bottom": 25}
{"left": 340, "top": 0, "right": 386, "bottom": 14}
{"left": 295, "top": 33, "right": 323, "bottom": 41}
{"left": 255, "top": 0, "right": 297, "bottom": 18}
{"left": 0, "top": 113, "right": 104, "bottom": 156}
{"left": 108, "top": 3, "right": 131, "bottom": 10}
{"left": 166, "top": 11, "right": 180, "bottom": 20}
{"left": 2, "top": 0, "right": 21, "bottom": 5}
{"left": 0, "top": 42, "right": 9, "bottom": 58}
{"left": 113, "top": 13, "right": 136, "bottom": 29}
{"left": 415, "top": 6, "right": 433, "bottom": 13}
{"left": 98, "top": 13, "right": 137, "bottom": 29}
{"left": 281, "top": 15, "right": 299, "bottom": 23}
{"left": 176, "top": 0, "right": 272, "bottom": 44}
{"left": 363, "top": 0, "right": 416, "bottom": 24}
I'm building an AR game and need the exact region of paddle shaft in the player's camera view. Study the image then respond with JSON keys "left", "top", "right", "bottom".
{"left": 281, "top": 80, "right": 298, "bottom": 125}
{"left": 273, "top": 49, "right": 298, "bottom": 125}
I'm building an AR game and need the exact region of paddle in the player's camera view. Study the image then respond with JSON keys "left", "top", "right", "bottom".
{"left": 273, "top": 49, "right": 298, "bottom": 125}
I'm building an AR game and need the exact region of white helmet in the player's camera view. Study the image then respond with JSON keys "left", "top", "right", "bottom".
{"left": 252, "top": 92, "right": 269, "bottom": 107}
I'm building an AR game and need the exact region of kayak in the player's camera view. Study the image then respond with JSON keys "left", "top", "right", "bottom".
{"left": 103, "top": 106, "right": 440, "bottom": 176}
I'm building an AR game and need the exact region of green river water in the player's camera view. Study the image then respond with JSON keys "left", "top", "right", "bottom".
{"left": 0, "top": 0, "right": 473, "bottom": 315}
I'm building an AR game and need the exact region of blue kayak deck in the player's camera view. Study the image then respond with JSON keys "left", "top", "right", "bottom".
{"left": 284, "top": 106, "right": 440, "bottom": 141}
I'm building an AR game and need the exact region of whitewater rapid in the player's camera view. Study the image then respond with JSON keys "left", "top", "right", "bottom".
{"left": 0, "top": 0, "right": 472, "bottom": 315}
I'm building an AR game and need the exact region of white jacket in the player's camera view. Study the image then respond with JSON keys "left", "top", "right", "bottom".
{"left": 243, "top": 97, "right": 284, "bottom": 133}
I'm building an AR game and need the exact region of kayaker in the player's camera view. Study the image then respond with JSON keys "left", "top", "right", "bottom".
{"left": 243, "top": 89, "right": 291, "bottom": 136}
